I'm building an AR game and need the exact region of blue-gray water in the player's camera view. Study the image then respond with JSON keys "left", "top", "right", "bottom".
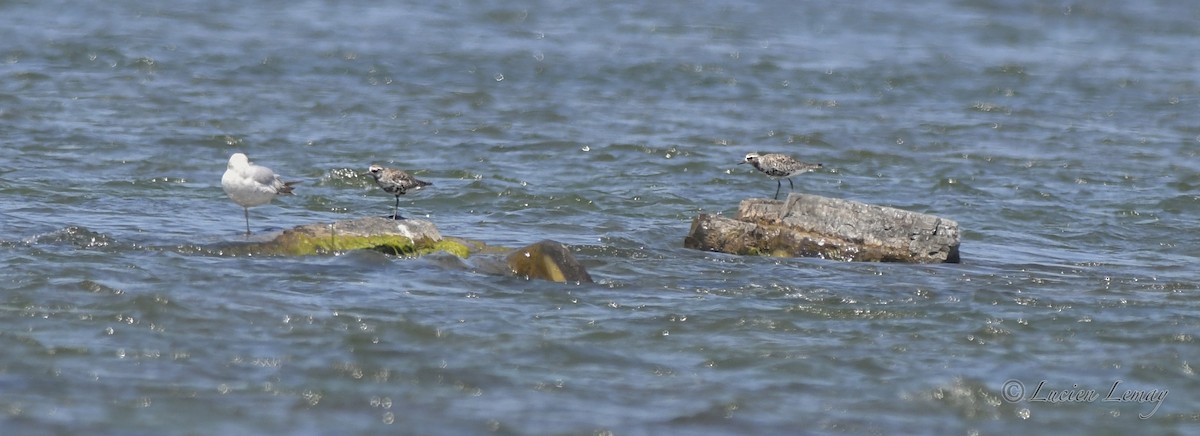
{"left": 3, "top": 0, "right": 1199, "bottom": 434}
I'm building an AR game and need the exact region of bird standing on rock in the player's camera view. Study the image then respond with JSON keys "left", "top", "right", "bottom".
{"left": 740, "top": 152, "right": 823, "bottom": 200}
{"left": 368, "top": 164, "right": 432, "bottom": 220}
{"left": 221, "top": 153, "right": 297, "bottom": 235}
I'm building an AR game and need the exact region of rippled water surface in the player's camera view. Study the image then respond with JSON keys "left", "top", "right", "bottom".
{"left": 3, "top": 0, "right": 1200, "bottom": 434}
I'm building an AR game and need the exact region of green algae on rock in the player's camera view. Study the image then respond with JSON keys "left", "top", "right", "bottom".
{"left": 218, "top": 217, "right": 465, "bottom": 257}
{"left": 272, "top": 217, "right": 452, "bottom": 256}
{"left": 213, "top": 217, "right": 593, "bottom": 283}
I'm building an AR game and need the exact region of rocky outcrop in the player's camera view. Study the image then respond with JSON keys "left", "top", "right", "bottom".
{"left": 217, "top": 217, "right": 592, "bottom": 282}
{"left": 219, "top": 217, "right": 465, "bottom": 257}
{"left": 684, "top": 193, "right": 960, "bottom": 263}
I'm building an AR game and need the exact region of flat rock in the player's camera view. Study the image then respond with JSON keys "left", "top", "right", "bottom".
{"left": 684, "top": 193, "right": 960, "bottom": 263}
{"left": 218, "top": 217, "right": 466, "bottom": 257}
{"left": 216, "top": 217, "right": 593, "bottom": 282}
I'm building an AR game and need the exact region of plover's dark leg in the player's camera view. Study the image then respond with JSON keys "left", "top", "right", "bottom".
{"left": 774, "top": 180, "right": 782, "bottom": 200}
{"left": 788, "top": 178, "right": 794, "bottom": 193}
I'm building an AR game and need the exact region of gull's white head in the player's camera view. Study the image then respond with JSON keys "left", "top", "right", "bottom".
{"left": 228, "top": 153, "right": 250, "bottom": 169}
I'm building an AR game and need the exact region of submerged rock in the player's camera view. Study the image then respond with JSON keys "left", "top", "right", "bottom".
{"left": 684, "top": 193, "right": 960, "bottom": 263}
{"left": 504, "top": 240, "right": 594, "bottom": 283}
{"left": 216, "top": 217, "right": 592, "bottom": 282}
{"left": 219, "top": 217, "right": 468, "bottom": 257}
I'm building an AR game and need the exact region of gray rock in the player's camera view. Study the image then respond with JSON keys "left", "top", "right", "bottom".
{"left": 685, "top": 193, "right": 960, "bottom": 263}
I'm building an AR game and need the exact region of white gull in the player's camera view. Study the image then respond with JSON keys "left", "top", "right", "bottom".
{"left": 221, "top": 153, "right": 296, "bottom": 235}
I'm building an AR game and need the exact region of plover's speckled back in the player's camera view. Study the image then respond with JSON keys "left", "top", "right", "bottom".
{"left": 368, "top": 164, "right": 432, "bottom": 220}
{"left": 739, "top": 152, "right": 823, "bottom": 200}
{"left": 221, "top": 153, "right": 297, "bottom": 235}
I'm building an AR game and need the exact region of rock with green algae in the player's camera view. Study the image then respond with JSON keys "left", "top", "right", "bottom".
{"left": 216, "top": 217, "right": 593, "bottom": 283}
{"left": 219, "top": 217, "right": 467, "bottom": 257}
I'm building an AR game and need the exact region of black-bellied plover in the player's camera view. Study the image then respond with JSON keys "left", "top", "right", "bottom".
{"left": 739, "top": 152, "right": 823, "bottom": 200}
{"left": 221, "top": 153, "right": 297, "bottom": 235}
{"left": 368, "top": 164, "right": 432, "bottom": 220}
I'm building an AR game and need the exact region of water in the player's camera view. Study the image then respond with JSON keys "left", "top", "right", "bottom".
{"left": 3, "top": 0, "right": 1199, "bottom": 433}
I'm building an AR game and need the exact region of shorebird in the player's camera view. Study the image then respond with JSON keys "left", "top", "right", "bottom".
{"left": 367, "top": 164, "right": 432, "bottom": 219}
{"left": 221, "top": 153, "right": 297, "bottom": 235}
{"left": 740, "top": 152, "right": 823, "bottom": 200}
